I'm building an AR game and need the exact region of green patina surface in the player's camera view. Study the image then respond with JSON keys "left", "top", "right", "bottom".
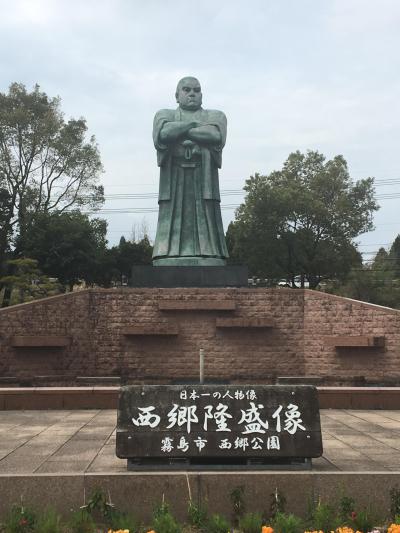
{"left": 152, "top": 77, "right": 228, "bottom": 267}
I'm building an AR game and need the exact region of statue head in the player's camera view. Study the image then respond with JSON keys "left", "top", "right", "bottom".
{"left": 175, "top": 77, "right": 202, "bottom": 111}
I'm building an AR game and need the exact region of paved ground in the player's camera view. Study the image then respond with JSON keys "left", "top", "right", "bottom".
{"left": 1, "top": 409, "right": 400, "bottom": 473}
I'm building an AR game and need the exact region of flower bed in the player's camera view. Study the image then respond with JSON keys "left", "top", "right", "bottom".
{"left": 1, "top": 486, "right": 400, "bottom": 533}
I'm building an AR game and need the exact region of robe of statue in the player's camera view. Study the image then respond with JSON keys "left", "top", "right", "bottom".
{"left": 152, "top": 106, "right": 229, "bottom": 266}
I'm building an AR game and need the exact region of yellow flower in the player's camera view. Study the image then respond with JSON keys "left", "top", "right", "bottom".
{"left": 336, "top": 528, "right": 355, "bottom": 533}
{"left": 334, "top": 527, "right": 365, "bottom": 533}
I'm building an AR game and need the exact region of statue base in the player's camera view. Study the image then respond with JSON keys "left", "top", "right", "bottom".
{"left": 130, "top": 265, "right": 248, "bottom": 287}
{"left": 153, "top": 256, "right": 226, "bottom": 266}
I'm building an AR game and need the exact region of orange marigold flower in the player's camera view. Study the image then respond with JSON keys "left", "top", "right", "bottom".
{"left": 262, "top": 526, "right": 274, "bottom": 533}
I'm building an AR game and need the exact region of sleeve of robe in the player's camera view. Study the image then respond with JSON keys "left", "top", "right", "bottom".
{"left": 200, "top": 109, "right": 227, "bottom": 200}
{"left": 153, "top": 109, "right": 175, "bottom": 200}
{"left": 203, "top": 109, "right": 227, "bottom": 169}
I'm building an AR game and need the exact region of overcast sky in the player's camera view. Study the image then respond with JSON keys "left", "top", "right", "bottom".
{"left": 1, "top": 0, "right": 400, "bottom": 262}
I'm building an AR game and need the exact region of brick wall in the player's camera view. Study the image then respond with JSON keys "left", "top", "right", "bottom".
{"left": 304, "top": 291, "right": 400, "bottom": 384}
{"left": 0, "top": 288, "right": 399, "bottom": 386}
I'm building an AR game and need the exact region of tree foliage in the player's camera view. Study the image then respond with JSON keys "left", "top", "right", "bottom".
{"left": 20, "top": 211, "right": 108, "bottom": 290}
{"left": 0, "top": 82, "right": 104, "bottom": 272}
{"left": 227, "top": 151, "right": 378, "bottom": 288}
{"left": 106, "top": 235, "right": 153, "bottom": 285}
{"left": 0, "top": 184, "right": 12, "bottom": 258}
{"left": 329, "top": 238, "right": 400, "bottom": 308}
{"left": 0, "top": 257, "right": 61, "bottom": 305}
{"left": 389, "top": 235, "right": 400, "bottom": 277}
{"left": 115, "top": 235, "right": 153, "bottom": 273}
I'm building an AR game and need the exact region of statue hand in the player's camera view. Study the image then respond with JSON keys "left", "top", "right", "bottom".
{"left": 187, "top": 121, "right": 201, "bottom": 129}
{"left": 182, "top": 139, "right": 195, "bottom": 147}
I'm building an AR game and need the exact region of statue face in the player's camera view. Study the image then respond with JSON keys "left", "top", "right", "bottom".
{"left": 176, "top": 78, "right": 202, "bottom": 110}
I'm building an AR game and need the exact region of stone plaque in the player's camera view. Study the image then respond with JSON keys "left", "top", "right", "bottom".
{"left": 116, "top": 385, "right": 322, "bottom": 461}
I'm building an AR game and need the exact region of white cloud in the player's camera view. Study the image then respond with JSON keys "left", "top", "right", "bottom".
{"left": 328, "top": 0, "right": 400, "bottom": 34}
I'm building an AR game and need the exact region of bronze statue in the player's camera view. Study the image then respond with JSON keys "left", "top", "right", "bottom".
{"left": 152, "top": 77, "right": 228, "bottom": 266}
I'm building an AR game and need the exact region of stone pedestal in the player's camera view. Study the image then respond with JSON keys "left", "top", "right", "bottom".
{"left": 130, "top": 265, "right": 248, "bottom": 287}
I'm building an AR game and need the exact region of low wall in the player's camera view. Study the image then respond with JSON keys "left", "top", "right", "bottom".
{"left": 0, "top": 472, "right": 399, "bottom": 521}
{"left": 304, "top": 292, "right": 400, "bottom": 384}
{"left": 2, "top": 387, "right": 400, "bottom": 410}
{"left": 0, "top": 288, "right": 399, "bottom": 386}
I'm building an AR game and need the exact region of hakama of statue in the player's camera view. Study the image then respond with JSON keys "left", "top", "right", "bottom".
{"left": 152, "top": 77, "right": 229, "bottom": 266}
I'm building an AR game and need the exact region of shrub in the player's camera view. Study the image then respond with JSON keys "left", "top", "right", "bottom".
{"left": 152, "top": 512, "right": 181, "bottom": 533}
{"left": 350, "top": 507, "right": 379, "bottom": 533}
{"left": 152, "top": 502, "right": 181, "bottom": 533}
{"left": 108, "top": 510, "right": 138, "bottom": 532}
{"left": 68, "top": 509, "right": 97, "bottom": 533}
{"left": 230, "top": 485, "right": 245, "bottom": 525}
{"left": 207, "top": 513, "right": 231, "bottom": 533}
{"left": 391, "top": 486, "right": 400, "bottom": 520}
{"left": 272, "top": 511, "right": 303, "bottom": 533}
{"left": 270, "top": 489, "right": 287, "bottom": 520}
{"left": 187, "top": 501, "right": 208, "bottom": 529}
{"left": 239, "top": 511, "right": 263, "bottom": 533}
{"left": 34, "top": 507, "right": 62, "bottom": 533}
{"left": 309, "top": 501, "right": 340, "bottom": 532}
{"left": 2, "top": 504, "right": 36, "bottom": 533}
{"left": 338, "top": 494, "right": 355, "bottom": 524}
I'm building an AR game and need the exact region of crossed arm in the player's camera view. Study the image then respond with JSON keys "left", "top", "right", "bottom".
{"left": 159, "top": 121, "right": 221, "bottom": 145}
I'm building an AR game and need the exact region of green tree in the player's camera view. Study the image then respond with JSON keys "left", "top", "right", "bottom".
{"left": 107, "top": 235, "right": 153, "bottom": 285}
{"left": 388, "top": 235, "right": 400, "bottom": 277}
{"left": 116, "top": 235, "right": 152, "bottom": 274}
{"left": 0, "top": 184, "right": 12, "bottom": 259}
{"left": 0, "top": 82, "right": 104, "bottom": 276}
{"left": 227, "top": 151, "right": 378, "bottom": 288}
{"left": 0, "top": 257, "right": 61, "bottom": 305}
{"left": 373, "top": 246, "right": 390, "bottom": 268}
{"left": 329, "top": 241, "right": 400, "bottom": 308}
{"left": 20, "top": 211, "right": 108, "bottom": 291}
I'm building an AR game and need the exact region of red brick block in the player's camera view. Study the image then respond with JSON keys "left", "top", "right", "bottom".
{"left": 158, "top": 300, "right": 236, "bottom": 311}
{"left": 324, "top": 335, "right": 385, "bottom": 347}
{"left": 10, "top": 336, "right": 70, "bottom": 347}
{"left": 216, "top": 317, "right": 275, "bottom": 328}
{"left": 122, "top": 325, "right": 179, "bottom": 335}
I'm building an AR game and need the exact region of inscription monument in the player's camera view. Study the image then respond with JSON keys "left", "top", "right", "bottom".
{"left": 117, "top": 385, "right": 323, "bottom": 469}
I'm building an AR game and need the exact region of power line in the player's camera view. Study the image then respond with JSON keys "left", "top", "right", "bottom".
{"left": 82, "top": 196, "right": 400, "bottom": 214}
{"left": 104, "top": 177, "right": 400, "bottom": 190}
{"left": 98, "top": 188, "right": 400, "bottom": 201}
{"left": 81, "top": 177, "right": 400, "bottom": 201}
{"left": 78, "top": 204, "right": 239, "bottom": 214}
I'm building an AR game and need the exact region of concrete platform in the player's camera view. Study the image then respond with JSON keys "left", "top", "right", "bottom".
{"left": 2, "top": 409, "right": 400, "bottom": 473}
{"left": 1, "top": 409, "right": 400, "bottom": 520}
